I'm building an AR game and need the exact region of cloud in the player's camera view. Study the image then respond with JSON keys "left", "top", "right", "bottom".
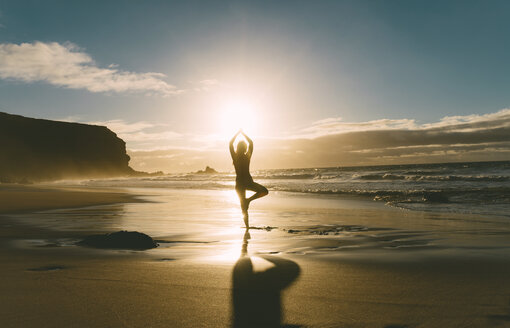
{"left": 91, "top": 120, "right": 182, "bottom": 144}
{"left": 197, "top": 79, "right": 219, "bottom": 86}
{"left": 423, "top": 109, "right": 510, "bottom": 132}
{"left": 87, "top": 119, "right": 156, "bottom": 134}
{"left": 191, "top": 79, "right": 220, "bottom": 92}
{"left": 267, "top": 108, "right": 510, "bottom": 168}
{"left": 0, "top": 41, "right": 181, "bottom": 95}
{"left": 300, "top": 108, "right": 510, "bottom": 138}
{"left": 60, "top": 118, "right": 183, "bottom": 150}
{"left": 300, "top": 117, "right": 418, "bottom": 137}
{"left": 120, "top": 130, "right": 182, "bottom": 142}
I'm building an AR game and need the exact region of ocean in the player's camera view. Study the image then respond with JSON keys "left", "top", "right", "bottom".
{"left": 84, "top": 161, "right": 510, "bottom": 219}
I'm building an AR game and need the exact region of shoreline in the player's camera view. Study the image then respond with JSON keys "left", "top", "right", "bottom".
{"left": 2, "top": 185, "right": 509, "bottom": 263}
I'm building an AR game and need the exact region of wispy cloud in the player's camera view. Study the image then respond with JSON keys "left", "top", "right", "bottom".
{"left": 0, "top": 41, "right": 182, "bottom": 95}
{"left": 60, "top": 118, "right": 183, "bottom": 148}
{"left": 191, "top": 79, "right": 220, "bottom": 92}
{"left": 300, "top": 117, "right": 418, "bottom": 137}
{"left": 265, "top": 108, "right": 510, "bottom": 168}
{"left": 120, "top": 130, "right": 182, "bottom": 142}
{"left": 299, "top": 109, "right": 510, "bottom": 138}
{"left": 422, "top": 109, "right": 510, "bottom": 132}
{"left": 89, "top": 120, "right": 182, "bottom": 144}
{"left": 87, "top": 119, "right": 156, "bottom": 134}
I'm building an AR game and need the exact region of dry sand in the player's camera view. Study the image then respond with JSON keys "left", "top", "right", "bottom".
{"left": 1, "top": 185, "right": 510, "bottom": 327}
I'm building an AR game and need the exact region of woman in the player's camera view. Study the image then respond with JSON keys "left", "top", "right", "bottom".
{"left": 229, "top": 130, "right": 268, "bottom": 228}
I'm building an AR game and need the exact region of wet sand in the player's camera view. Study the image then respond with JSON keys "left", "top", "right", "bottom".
{"left": 1, "top": 186, "right": 510, "bottom": 327}
{"left": 0, "top": 184, "right": 137, "bottom": 214}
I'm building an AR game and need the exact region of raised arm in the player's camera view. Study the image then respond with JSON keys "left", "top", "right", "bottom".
{"left": 241, "top": 131, "right": 253, "bottom": 157}
{"left": 230, "top": 130, "right": 242, "bottom": 159}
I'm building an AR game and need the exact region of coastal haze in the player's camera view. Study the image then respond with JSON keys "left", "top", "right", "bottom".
{"left": 1, "top": 1, "right": 510, "bottom": 328}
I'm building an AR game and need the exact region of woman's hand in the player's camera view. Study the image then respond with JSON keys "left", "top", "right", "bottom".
{"left": 241, "top": 131, "right": 252, "bottom": 143}
{"left": 231, "top": 130, "right": 241, "bottom": 141}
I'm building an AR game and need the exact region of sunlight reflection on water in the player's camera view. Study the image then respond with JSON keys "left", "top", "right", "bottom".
{"left": 12, "top": 186, "right": 510, "bottom": 264}
{"left": 115, "top": 189, "right": 244, "bottom": 238}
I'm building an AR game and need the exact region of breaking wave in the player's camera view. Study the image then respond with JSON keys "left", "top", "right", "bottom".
{"left": 82, "top": 160, "right": 510, "bottom": 218}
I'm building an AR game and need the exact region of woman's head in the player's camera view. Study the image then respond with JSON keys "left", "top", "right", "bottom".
{"left": 236, "top": 141, "right": 247, "bottom": 154}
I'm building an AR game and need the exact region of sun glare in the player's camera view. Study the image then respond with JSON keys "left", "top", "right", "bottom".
{"left": 219, "top": 98, "right": 258, "bottom": 137}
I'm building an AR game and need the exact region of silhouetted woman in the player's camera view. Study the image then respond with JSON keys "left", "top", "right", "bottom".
{"left": 230, "top": 130, "right": 268, "bottom": 227}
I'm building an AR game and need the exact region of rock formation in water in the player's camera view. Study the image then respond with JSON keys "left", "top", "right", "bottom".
{"left": 195, "top": 166, "right": 218, "bottom": 174}
{"left": 0, "top": 111, "right": 135, "bottom": 182}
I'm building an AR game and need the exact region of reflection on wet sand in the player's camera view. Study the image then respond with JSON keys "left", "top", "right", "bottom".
{"left": 8, "top": 204, "right": 127, "bottom": 234}
{"left": 232, "top": 230, "right": 300, "bottom": 328}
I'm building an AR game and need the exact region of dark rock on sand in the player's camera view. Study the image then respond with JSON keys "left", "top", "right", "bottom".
{"left": 78, "top": 231, "right": 159, "bottom": 250}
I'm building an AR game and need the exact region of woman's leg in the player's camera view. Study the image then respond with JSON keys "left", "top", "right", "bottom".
{"left": 236, "top": 186, "right": 249, "bottom": 227}
{"left": 246, "top": 182, "right": 268, "bottom": 204}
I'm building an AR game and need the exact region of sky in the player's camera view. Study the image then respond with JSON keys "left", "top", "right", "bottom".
{"left": 0, "top": 0, "right": 509, "bottom": 172}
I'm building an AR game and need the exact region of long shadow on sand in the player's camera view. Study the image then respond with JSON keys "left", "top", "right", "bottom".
{"left": 232, "top": 230, "right": 301, "bottom": 328}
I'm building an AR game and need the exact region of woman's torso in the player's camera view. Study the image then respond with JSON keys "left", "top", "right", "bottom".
{"left": 234, "top": 154, "right": 252, "bottom": 185}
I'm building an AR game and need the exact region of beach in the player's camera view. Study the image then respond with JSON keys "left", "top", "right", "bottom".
{"left": 3, "top": 0, "right": 510, "bottom": 326}
{"left": 1, "top": 184, "right": 510, "bottom": 327}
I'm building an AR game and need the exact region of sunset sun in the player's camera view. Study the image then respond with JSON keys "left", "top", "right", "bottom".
{"left": 218, "top": 98, "right": 258, "bottom": 137}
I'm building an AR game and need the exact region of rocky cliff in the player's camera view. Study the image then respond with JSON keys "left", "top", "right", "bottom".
{"left": 0, "top": 112, "right": 134, "bottom": 182}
